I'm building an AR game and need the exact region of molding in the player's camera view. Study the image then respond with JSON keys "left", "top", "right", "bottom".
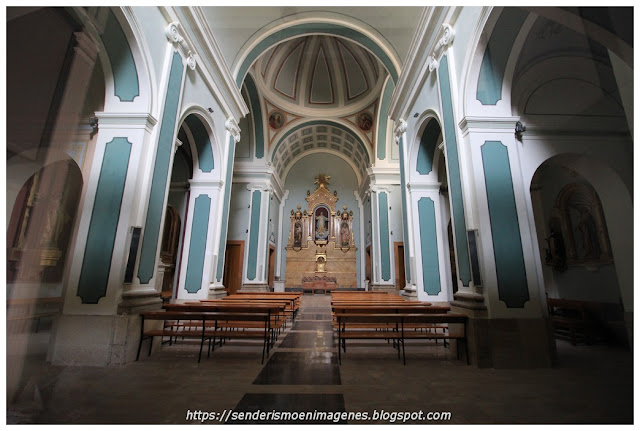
{"left": 94, "top": 112, "right": 157, "bottom": 132}
{"left": 182, "top": 7, "right": 249, "bottom": 120}
{"left": 174, "top": 137, "right": 183, "bottom": 154}
{"left": 407, "top": 181, "right": 441, "bottom": 193}
{"left": 393, "top": 119, "right": 408, "bottom": 144}
{"left": 73, "top": 31, "right": 100, "bottom": 64}
{"left": 165, "top": 21, "right": 197, "bottom": 70}
{"left": 188, "top": 178, "right": 224, "bottom": 190}
{"left": 246, "top": 182, "right": 271, "bottom": 192}
{"left": 459, "top": 116, "right": 521, "bottom": 134}
{"left": 426, "top": 24, "right": 456, "bottom": 73}
{"left": 367, "top": 166, "right": 401, "bottom": 187}
{"left": 388, "top": 7, "right": 459, "bottom": 121}
{"left": 225, "top": 117, "right": 241, "bottom": 143}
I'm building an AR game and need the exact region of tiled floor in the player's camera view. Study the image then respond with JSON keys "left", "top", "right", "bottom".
{"left": 6, "top": 294, "right": 634, "bottom": 424}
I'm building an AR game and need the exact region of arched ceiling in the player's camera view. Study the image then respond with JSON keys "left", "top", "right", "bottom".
{"left": 253, "top": 35, "right": 386, "bottom": 116}
{"left": 272, "top": 122, "right": 370, "bottom": 182}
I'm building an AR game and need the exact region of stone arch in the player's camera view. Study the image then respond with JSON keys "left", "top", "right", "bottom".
{"left": 528, "top": 152, "right": 632, "bottom": 312}
{"left": 411, "top": 113, "right": 444, "bottom": 177}
{"left": 233, "top": 12, "right": 402, "bottom": 89}
{"left": 177, "top": 107, "right": 221, "bottom": 179}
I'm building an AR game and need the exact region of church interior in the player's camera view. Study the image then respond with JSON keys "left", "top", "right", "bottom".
{"left": 5, "top": 5, "right": 634, "bottom": 424}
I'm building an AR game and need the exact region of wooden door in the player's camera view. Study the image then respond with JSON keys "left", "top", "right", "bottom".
{"left": 394, "top": 242, "right": 406, "bottom": 290}
{"left": 223, "top": 241, "right": 244, "bottom": 295}
{"left": 267, "top": 245, "right": 275, "bottom": 290}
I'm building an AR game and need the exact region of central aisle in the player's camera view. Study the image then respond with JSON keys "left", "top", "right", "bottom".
{"left": 229, "top": 294, "right": 347, "bottom": 424}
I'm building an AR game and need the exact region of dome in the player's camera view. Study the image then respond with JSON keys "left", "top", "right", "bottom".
{"left": 252, "top": 35, "right": 387, "bottom": 116}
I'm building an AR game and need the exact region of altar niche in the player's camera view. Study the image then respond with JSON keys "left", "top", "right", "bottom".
{"left": 285, "top": 174, "right": 356, "bottom": 290}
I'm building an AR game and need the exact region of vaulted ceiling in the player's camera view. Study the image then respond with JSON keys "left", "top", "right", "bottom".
{"left": 253, "top": 35, "right": 386, "bottom": 116}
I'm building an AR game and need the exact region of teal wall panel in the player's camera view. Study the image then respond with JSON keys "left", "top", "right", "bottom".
{"left": 184, "top": 195, "right": 211, "bottom": 293}
{"left": 138, "top": 52, "right": 184, "bottom": 284}
{"left": 77, "top": 138, "right": 131, "bottom": 303}
{"left": 102, "top": 11, "right": 139, "bottom": 102}
{"left": 439, "top": 54, "right": 472, "bottom": 286}
{"left": 237, "top": 23, "right": 398, "bottom": 87}
{"left": 416, "top": 119, "right": 441, "bottom": 175}
{"left": 378, "top": 192, "right": 391, "bottom": 281}
{"left": 376, "top": 79, "right": 394, "bottom": 160}
{"left": 184, "top": 115, "right": 214, "bottom": 173}
{"left": 216, "top": 137, "right": 236, "bottom": 282}
{"left": 247, "top": 190, "right": 262, "bottom": 281}
{"left": 398, "top": 137, "right": 411, "bottom": 282}
{"left": 244, "top": 75, "right": 264, "bottom": 159}
{"left": 477, "top": 8, "right": 528, "bottom": 105}
{"left": 481, "top": 141, "right": 529, "bottom": 307}
{"left": 418, "top": 198, "right": 441, "bottom": 295}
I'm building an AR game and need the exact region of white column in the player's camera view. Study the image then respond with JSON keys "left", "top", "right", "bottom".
{"left": 354, "top": 191, "right": 366, "bottom": 290}
{"left": 242, "top": 183, "right": 271, "bottom": 288}
{"left": 176, "top": 180, "right": 223, "bottom": 300}
{"left": 274, "top": 189, "right": 290, "bottom": 290}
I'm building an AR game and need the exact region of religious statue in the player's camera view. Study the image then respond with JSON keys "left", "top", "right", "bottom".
{"left": 314, "top": 206, "right": 329, "bottom": 240}
{"left": 577, "top": 206, "right": 599, "bottom": 259}
{"left": 340, "top": 221, "right": 350, "bottom": 247}
{"left": 294, "top": 221, "right": 303, "bottom": 247}
{"left": 316, "top": 256, "right": 326, "bottom": 272}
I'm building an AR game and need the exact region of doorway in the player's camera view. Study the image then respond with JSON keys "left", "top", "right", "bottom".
{"left": 267, "top": 245, "right": 275, "bottom": 290}
{"left": 223, "top": 241, "right": 244, "bottom": 295}
{"left": 394, "top": 242, "right": 406, "bottom": 290}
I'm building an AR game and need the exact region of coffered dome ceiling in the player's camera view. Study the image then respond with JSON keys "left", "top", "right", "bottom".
{"left": 252, "top": 35, "right": 387, "bottom": 117}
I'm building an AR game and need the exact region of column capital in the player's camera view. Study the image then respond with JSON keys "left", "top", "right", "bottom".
{"left": 166, "top": 22, "right": 197, "bottom": 70}
{"left": 225, "top": 117, "right": 241, "bottom": 143}
{"left": 394, "top": 119, "right": 408, "bottom": 144}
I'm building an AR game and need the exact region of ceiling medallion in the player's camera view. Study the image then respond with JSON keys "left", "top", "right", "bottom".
{"left": 357, "top": 112, "right": 373, "bottom": 131}
{"left": 268, "top": 111, "right": 285, "bottom": 130}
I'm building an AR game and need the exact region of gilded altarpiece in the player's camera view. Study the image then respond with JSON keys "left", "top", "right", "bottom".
{"left": 285, "top": 175, "right": 356, "bottom": 289}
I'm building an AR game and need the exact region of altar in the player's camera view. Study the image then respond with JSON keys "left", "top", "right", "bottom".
{"left": 284, "top": 174, "right": 357, "bottom": 290}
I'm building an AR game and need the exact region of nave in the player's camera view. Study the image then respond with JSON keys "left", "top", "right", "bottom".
{"left": 9, "top": 294, "right": 633, "bottom": 424}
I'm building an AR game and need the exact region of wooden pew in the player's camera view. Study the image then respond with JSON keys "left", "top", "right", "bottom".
{"left": 164, "top": 302, "right": 287, "bottom": 342}
{"left": 334, "top": 312, "right": 468, "bottom": 365}
{"left": 222, "top": 294, "right": 300, "bottom": 320}
{"left": 137, "top": 310, "right": 273, "bottom": 363}
{"left": 547, "top": 298, "right": 607, "bottom": 345}
{"left": 7, "top": 297, "right": 63, "bottom": 333}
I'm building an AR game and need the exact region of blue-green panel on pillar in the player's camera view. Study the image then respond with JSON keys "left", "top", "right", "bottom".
{"left": 77, "top": 138, "right": 131, "bottom": 303}
{"left": 476, "top": 8, "right": 528, "bottom": 105}
{"left": 378, "top": 192, "right": 391, "bottom": 282}
{"left": 398, "top": 137, "right": 411, "bottom": 283}
{"left": 216, "top": 137, "right": 236, "bottom": 282}
{"left": 418, "top": 198, "right": 441, "bottom": 295}
{"left": 439, "top": 54, "right": 472, "bottom": 286}
{"left": 184, "top": 195, "right": 211, "bottom": 294}
{"left": 244, "top": 75, "right": 264, "bottom": 159}
{"left": 185, "top": 115, "right": 214, "bottom": 173}
{"left": 481, "top": 141, "right": 529, "bottom": 308}
{"left": 416, "top": 119, "right": 441, "bottom": 175}
{"left": 102, "top": 11, "right": 139, "bottom": 102}
{"left": 247, "top": 190, "right": 262, "bottom": 281}
{"left": 137, "top": 51, "right": 184, "bottom": 284}
{"left": 376, "top": 78, "right": 394, "bottom": 160}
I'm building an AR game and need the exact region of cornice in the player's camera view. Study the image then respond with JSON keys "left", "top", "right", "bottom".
{"left": 388, "top": 7, "right": 460, "bottom": 122}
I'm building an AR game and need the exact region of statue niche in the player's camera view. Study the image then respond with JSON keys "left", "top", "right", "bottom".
{"left": 285, "top": 174, "right": 356, "bottom": 290}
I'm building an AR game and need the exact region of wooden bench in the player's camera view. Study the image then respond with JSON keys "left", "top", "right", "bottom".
{"left": 7, "top": 297, "right": 63, "bottom": 333}
{"left": 547, "top": 298, "right": 607, "bottom": 345}
{"left": 137, "top": 310, "right": 273, "bottom": 363}
{"left": 164, "top": 302, "right": 287, "bottom": 343}
{"left": 334, "top": 312, "right": 468, "bottom": 365}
